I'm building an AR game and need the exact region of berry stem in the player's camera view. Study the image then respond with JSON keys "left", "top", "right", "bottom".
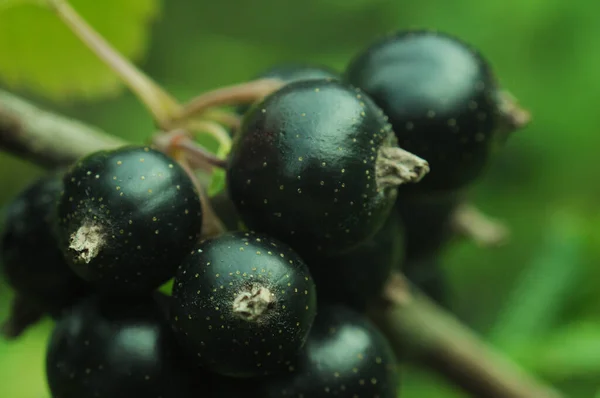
{"left": 496, "top": 90, "right": 531, "bottom": 131}
{"left": 451, "top": 202, "right": 510, "bottom": 247}
{"left": 153, "top": 130, "right": 228, "bottom": 171}
{"left": 174, "top": 154, "right": 226, "bottom": 239}
{"left": 375, "top": 146, "right": 430, "bottom": 189}
{"left": 188, "top": 120, "right": 232, "bottom": 152}
{"left": 174, "top": 78, "right": 285, "bottom": 123}
{"left": 0, "top": 89, "right": 125, "bottom": 168}
{"left": 201, "top": 109, "right": 242, "bottom": 131}
{"left": 44, "top": 0, "right": 181, "bottom": 130}
{"left": 370, "top": 273, "right": 565, "bottom": 398}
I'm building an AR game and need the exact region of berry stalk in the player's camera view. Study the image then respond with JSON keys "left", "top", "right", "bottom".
{"left": 45, "top": 0, "right": 181, "bottom": 130}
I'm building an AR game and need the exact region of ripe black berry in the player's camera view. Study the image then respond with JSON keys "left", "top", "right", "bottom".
{"left": 260, "top": 305, "right": 398, "bottom": 398}
{"left": 56, "top": 145, "right": 203, "bottom": 294}
{"left": 45, "top": 294, "right": 198, "bottom": 398}
{"left": 346, "top": 30, "right": 523, "bottom": 192}
{"left": 236, "top": 63, "right": 340, "bottom": 115}
{"left": 170, "top": 231, "right": 317, "bottom": 377}
{"left": 227, "top": 79, "right": 429, "bottom": 256}
{"left": 0, "top": 174, "right": 88, "bottom": 315}
{"left": 307, "top": 207, "right": 404, "bottom": 310}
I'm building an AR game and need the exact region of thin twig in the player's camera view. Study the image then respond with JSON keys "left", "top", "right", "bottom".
{"left": 369, "top": 274, "right": 565, "bottom": 398}
{"left": 0, "top": 89, "right": 125, "bottom": 167}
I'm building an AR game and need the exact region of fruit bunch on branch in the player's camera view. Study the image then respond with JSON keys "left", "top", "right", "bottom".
{"left": 0, "top": 1, "right": 563, "bottom": 398}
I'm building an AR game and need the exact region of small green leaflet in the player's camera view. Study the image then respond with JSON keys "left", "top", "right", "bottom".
{"left": 207, "top": 141, "right": 230, "bottom": 197}
{"left": 0, "top": 0, "right": 160, "bottom": 100}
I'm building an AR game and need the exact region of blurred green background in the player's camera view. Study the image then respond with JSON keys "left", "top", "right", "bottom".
{"left": 1, "top": 0, "right": 600, "bottom": 397}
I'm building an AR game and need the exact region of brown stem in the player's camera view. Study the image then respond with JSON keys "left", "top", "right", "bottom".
{"left": 496, "top": 90, "right": 531, "bottom": 132}
{"left": 369, "top": 273, "right": 564, "bottom": 398}
{"left": 0, "top": 89, "right": 125, "bottom": 167}
{"left": 201, "top": 108, "right": 242, "bottom": 131}
{"left": 175, "top": 155, "right": 226, "bottom": 240}
{"left": 451, "top": 202, "right": 510, "bottom": 247}
{"left": 46, "top": 0, "right": 180, "bottom": 129}
{"left": 174, "top": 78, "right": 284, "bottom": 123}
{"left": 152, "top": 129, "right": 228, "bottom": 171}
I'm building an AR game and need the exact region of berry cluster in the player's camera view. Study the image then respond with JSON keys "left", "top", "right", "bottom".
{"left": 0, "top": 29, "right": 526, "bottom": 398}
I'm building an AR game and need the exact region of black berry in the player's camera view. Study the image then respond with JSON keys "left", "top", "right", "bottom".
{"left": 346, "top": 30, "right": 515, "bottom": 192}
{"left": 45, "top": 294, "right": 199, "bottom": 398}
{"left": 307, "top": 207, "right": 404, "bottom": 310}
{"left": 260, "top": 305, "right": 399, "bottom": 398}
{"left": 236, "top": 63, "right": 340, "bottom": 115}
{"left": 170, "top": 231, "right": 317, "bottom": 377}
{"left": 0, "top": 174, "right": 88, "bottom": 315}
{"left": 56, "top": 145, "right": 203, "bottom": 294}
{"left": 227, "top": 79, "right": 428, "bottom": 256}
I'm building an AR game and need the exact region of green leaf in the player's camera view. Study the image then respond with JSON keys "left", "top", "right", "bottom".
{"left": 207, "top": 142, "right": 229, "bottom": 197}
{"left": 0, "top": 0, "right": 160, "bottom": 100}
{"left": 207, "top": 168, "right": 225, "bottom": 197}
{"left": 520, "top": 322, "right": 600, "bottom": 381}
{"left": 489, "top": 212, "right": 584, "bottom": 350}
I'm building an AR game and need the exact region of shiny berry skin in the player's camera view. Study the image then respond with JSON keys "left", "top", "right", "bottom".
{"left": 227, "top": 79, "right": 404, "bottom": 256}
{"left": 45, "top": 295, "right": 198, "bottom": 398}
{"left": 0, "top": 174, "right": 88, "bottom": 315}
{"left": 236, "top": 63, "right": 340, "bottom": 115}
{"left": 346, "top": 30, "right": 507, "bottom": 192}
{"left": 260, "top": 305, "right": 399, "bottom": 398}
{"left": 56, "top": 145, "right": 203, "bottom": 294}
{"left": 307, "top": 207, "right": 404, "bottom": 310}
{"left": 170, "top": 231, "right": 317, "bottom": 378}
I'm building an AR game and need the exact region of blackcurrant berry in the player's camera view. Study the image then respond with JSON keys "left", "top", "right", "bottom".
{"left": 45, "top": 294, "right": 200, "bottom": 398}
{"left": 396, "top": 192, "right": 460, "bottom": 262}
{"left": 307, "top": 207, "right": 404, "bottom": 310}
{"left": 236, "top": 63, "right": 340, "bottom": 115}
{"left": 0, "top": 174, "right": 88, "bottom": 315}
{"left": 346, "top": 30, "right": 522, "bottom": 192}
{"left": 260, "top": 304, "right": 399, "bottom": 398}
{"left": 170, "top": 231, "right": 317, "bottom": 377}
{"left": 56, "top": 145, "right": 203, "bottom": 294}
{"left": 227, "top": 79, "right": 429, "bottom": 256}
